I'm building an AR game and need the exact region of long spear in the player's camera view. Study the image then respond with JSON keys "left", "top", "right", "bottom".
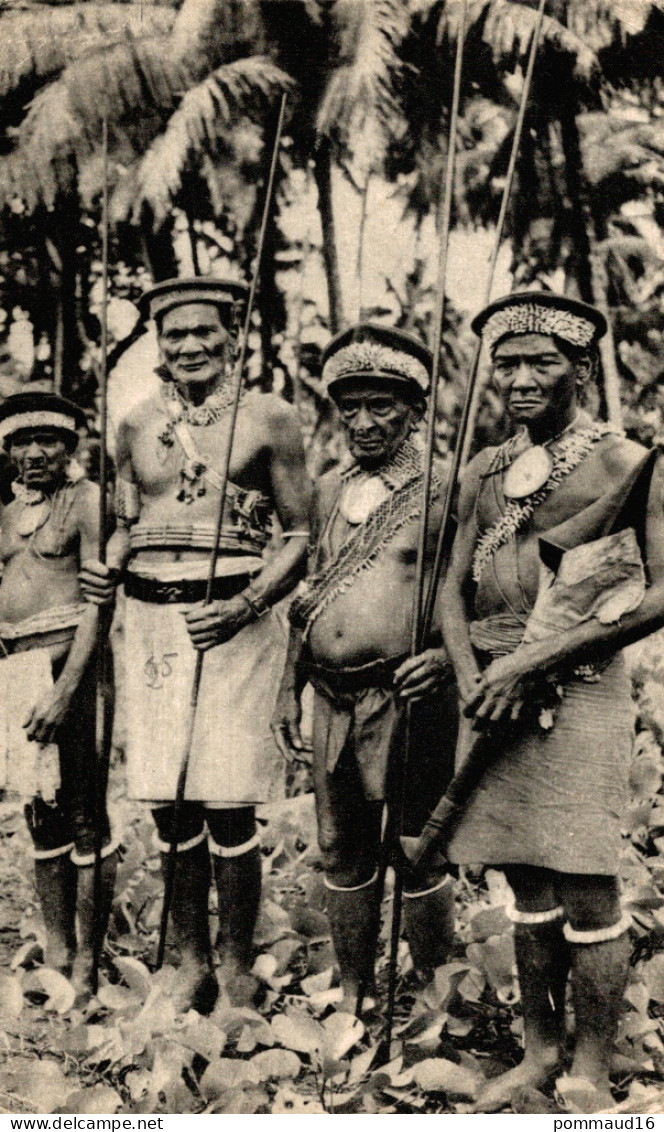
{"left": 381, "top": 4, "right": 467, "bottom": 1051}
{"left": 92, "top": 112, "right": 112, "bottom": 993}
{"left": 420, "top": 0, "right": 548, "bottom": 640}
{"left": 156, "top": 93, "right": 287, "bottom": 970}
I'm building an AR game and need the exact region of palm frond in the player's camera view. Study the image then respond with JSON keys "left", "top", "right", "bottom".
{"left": 579, "top": 111, "right": 664, "bottom": 187}
{"left": 316, "top": 0, "right": 409, "bottom": 162}
{"left": 440, "top": 0, "right": 599, "bottom": 82}
{"left": 565, "top": 0, "right": 656, "bottom": 49}
{"left": 0, "top": 3, "right": 175, "bottom": 102}
{"left": 129, "top": 55, "right": 292, "bottom": 226}
{"left": 169, "top": 0, "right": 266, "bottom": 68}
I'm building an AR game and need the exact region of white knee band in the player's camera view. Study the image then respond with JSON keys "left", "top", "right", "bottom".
{"left": 33, "top": 841, "right": 75, "bottom": 861}
{"left": 153, "top": 829, "right": 207, "bottom": 855}
{"left": 509, "top": 905, "right": 565, "bottom": 925}
{"left": 208, "top": 832, "right": 260, "bottom": 858}
{"left": 403, "top": 874, "right": 453, "bottom": 899}
{"left": 563, "top": 912, "right": 632, "bottom": 944}
{"left": 71, "top": 838, "right": 120, "bottom": 867}
{"left": 324, "top": 869, "right": 378, "bottom": 893}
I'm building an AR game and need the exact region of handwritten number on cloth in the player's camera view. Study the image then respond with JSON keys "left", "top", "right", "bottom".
{"left": 144, "top": 652, "right": 178, "bottom": 689}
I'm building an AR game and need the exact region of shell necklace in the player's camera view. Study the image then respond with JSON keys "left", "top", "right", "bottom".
{"left": 503, "top": 412, "right": 582, "bottom": 500}
{"left": 158, "top": 373, "right": 239, "bottom": 447}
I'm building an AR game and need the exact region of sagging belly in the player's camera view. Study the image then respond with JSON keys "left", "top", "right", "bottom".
{"left": 307, "top": 562, "right": 416, "bottom": 667}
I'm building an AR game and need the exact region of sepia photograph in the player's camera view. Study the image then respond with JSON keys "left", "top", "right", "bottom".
{"left": 0, "top": 0, "right": 664, "bottom": 1119}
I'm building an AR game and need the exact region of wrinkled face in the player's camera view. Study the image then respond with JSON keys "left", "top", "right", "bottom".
{"left": 491, "top": 332, "right": 578, "bottom": 430}
{"left": 158, "top": 302, "right": 231, "bottom": 388}
{"left": 335, "top": 378, "right": 418, "bottom": 467}
{"left": 8, "top": 427, "right": 71, "bottom": 492}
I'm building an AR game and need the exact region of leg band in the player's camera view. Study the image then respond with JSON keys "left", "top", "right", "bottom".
{"left": 33, "top": 841, "right": 75, "bottom": 861}
{"left": 509, "top": 905, "right": 565, "bottom": 925}
{"left": 324, "top": 869, "right": 378, "bottom": 893}
{"left": 403, "top": 875, "right": 453, "bottom": 899}
{"left": 563, "top": 911, "right": 632, "bottom": 944}
{"left": 71, "top": 837, "right": 120, "bottom": 867}
{"left": 208, "top": 832, "right": 260, "bottom": 858}
{"left": 153, "top": 829, "right": 207, "bottom": 855}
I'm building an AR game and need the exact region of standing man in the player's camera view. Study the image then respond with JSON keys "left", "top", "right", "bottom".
{"left": 81, "top": 278, "right": 311, "bottom": 1012}
{"left": 0, "top": 392, "right": 117, "bottom": 1002}
{"left": 441, "top": 292, "right": 664, "bottom": 1110}
{"left": 273, "top": 324, "right": 458, "bottom": 1010}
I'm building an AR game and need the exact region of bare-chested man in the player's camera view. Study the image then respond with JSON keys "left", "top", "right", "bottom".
{"left": 81, "top": 278, "right": 311, "bottom": 1012}
{"left": 0, "top": 392, "right": 116, "bottom": 1001}
{"left": 441, "top": 292, "right": 664, "bottom": 1111}
{"left": 273, "top": 324, "right": 458, "bottom": 1009}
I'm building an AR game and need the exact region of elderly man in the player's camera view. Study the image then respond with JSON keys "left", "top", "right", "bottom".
{"left": 0, "top": 392, "right": 117, "bottom": 1001}
{"left": 440, "top": 292, "right": 664, "bottom": 1110}
{"left": 273, "top": 323, "right": 458, "bottom": 1010}
{"left": 82, "top": 277, "right": 311, "bottom": 1012}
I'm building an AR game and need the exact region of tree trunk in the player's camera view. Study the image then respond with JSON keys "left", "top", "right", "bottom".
{"left": 559, "top": 105, "right": 623, "bottom": 426}
{"left": 314, "top": 138, "right": 344, "bottom": 334}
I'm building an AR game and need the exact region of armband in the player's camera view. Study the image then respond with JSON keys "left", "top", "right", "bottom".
{"left": 240, "top": 586, "right": 270, "bottom": 620}
{"left": 114, "top": 479, "right": 140, "bottom": 525}
{"left": 282, "top": 529, "right": 310, "bottom": 539}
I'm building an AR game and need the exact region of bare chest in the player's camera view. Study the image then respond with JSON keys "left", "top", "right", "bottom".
{"left": 130, "top": 406, "right": 268, "bottom": 499}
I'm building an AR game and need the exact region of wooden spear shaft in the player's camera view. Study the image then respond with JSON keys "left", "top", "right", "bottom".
{"left": 382, "top": 5, "right": 467, "bottom": 1051}
{"left": 92, "top": 112, "right": 112, "bottom": 993}
{"left": 421, "top": 0, "right": 548, "bottom": 639}
{"left": 156, "top": 93, "right": 287, "bottom": 970}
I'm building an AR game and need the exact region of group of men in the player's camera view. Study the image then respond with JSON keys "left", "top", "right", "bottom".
{"left": 3, "top": 277, "right": 664, "bottom": 1111}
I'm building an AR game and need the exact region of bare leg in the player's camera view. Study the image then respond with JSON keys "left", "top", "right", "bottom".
{"left": 324, "top": 873, "right": 378, "bottom": 1012}
{"left": 160, "top": 836, "right": 218, "bottom": 1015}
{"left": 34, "top": 851, "right": 77, "bottom": 976}
{"left": 475, "top": 915, "right": 569, "bottom": 1112}
{"left": 71, "top": 850, "right": 118, "bottom": 1002}
{"left": 568, "top": 926, "right": 630, "bottom": 1105}
{"left": 402, "top": 875, "right": 455, "bottom": 984}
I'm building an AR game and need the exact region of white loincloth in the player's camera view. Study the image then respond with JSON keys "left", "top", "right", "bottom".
{"left": 0, "top": 649, "right": 60, "bottom": 802}
{"left": 124, "top": 577, "right": 287, "bottom": 803}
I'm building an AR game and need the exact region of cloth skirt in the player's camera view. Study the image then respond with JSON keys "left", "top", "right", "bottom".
{"left": 447, "top": 655, "right": 634, "bottom": 875}
{"left": 124, "top": 596, "right": 287, "bottom": 803}
{"left": 0, "top": 648, "right": 60, "bottom": 802}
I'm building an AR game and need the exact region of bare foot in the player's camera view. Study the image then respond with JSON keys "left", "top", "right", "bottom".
{"left": 71, "top": 950, "right": 95, "bottom": 1007}
{"left": 43, "top": 940, "right": 74, "bottom": 980}
{"left": 170, "top": 961, "right": 218, "bottom": 1015}
{"left": 472, "top": 1052, "right": 562, "bottom": 1114}
{"left": 566, "top": 1065, "right": 615, "bottom": 1112}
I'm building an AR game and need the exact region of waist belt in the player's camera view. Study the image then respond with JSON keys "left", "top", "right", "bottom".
{"left": 125, "top": 572, "right": 252, "bottom": 605}
{"left": 0, "top": 625, "right": 77, "bottom": 656}
{"left": 303, "top": 653, "right": 409, "bottom": 697}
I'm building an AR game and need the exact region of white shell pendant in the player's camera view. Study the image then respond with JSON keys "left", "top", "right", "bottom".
{"left": 339, "top": 475, "right": 390, "bottom": 524}
{"left": 503, "top": 446, "right": 554, "bottom": 499}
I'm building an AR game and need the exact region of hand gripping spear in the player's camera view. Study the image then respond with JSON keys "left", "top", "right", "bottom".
{"left": 377, "top": 4, "right": 468, "bottom": 1052}
{"left": 92, "top": 112, "right": 112, "bottom": 994}
{"left": 401, "top": 0, "right": 550, "bottom": 872}
{"left": 156, "top": 93, "right": 287, "bottom": 970}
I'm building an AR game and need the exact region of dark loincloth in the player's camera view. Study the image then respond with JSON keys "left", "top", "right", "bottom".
{"left": 306, "top": 655, "right": 458, "bottom": 831}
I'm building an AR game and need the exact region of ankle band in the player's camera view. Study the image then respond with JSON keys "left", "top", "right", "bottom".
{"left": 71, "top": 837, "right": 120, "bottom": 867}
{"left": 33, "top": 841, "right": 74, "bottom": 861}
{"left": 563, "top": 912, "right": 631, "bottom": 944}
{"left": 509, "top": 905, "right": 564, "bottom": 925}
{"left": 154, "top": 829, "right": 207, "bottom": 855}
{"left": 324, "top": 869, "right": 378, "bottom": 893}
{"left": 208, "top": 832, "right": 260, "bottom": 858}
{"left": 403, "top": 874, "right": 453, "bottom": 899}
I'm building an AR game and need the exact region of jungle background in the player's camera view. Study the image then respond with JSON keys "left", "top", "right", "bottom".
{"left": 2, "top": 0, "right": 664, "bottom": 1116}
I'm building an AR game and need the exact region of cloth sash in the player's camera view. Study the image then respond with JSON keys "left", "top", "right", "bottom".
{"left": 0, "top": 648, "right": 60, "bottom": 802}
{"left": 123, "top": 565, "right": 286, "bottom": 803}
